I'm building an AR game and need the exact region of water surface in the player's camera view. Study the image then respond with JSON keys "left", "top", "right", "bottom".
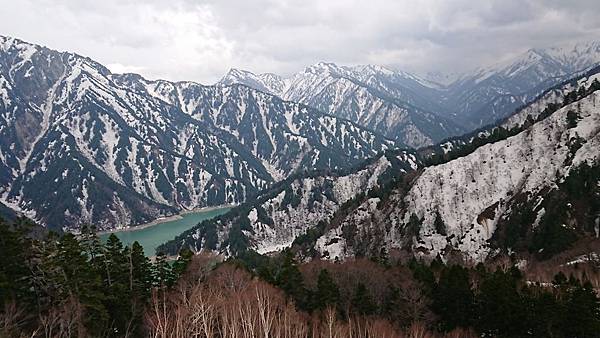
{"left": 101, "top": 207, "right": 231, "bottom": 256}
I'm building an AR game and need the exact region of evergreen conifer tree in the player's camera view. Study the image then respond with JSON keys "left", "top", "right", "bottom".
{"left": 433, "top": 265, "right": 474, "bottom": 331}
{"left": 275, "top": 250, "right": 306, "bottom": 308}
{"left": 352, "top": 282, "right": 376, "bottom": 315}
{"left": 315, "top": 269, "right": 340, "bottom": 310}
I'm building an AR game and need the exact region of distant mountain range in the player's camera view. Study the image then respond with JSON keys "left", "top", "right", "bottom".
{"left": 0, "top": 36, "right": 392, "bottom": 230}
{"left": 220, "top": 63, "right": 464, "bottom": 148}
{"left": 220, "top": 41, "right": 600, "bottom": 143}
{"left": 442, "top": 41, "right": 600, "bottom": 127}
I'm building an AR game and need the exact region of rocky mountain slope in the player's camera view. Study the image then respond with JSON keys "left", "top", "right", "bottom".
{"left": 220, "top": 63, "right": 464, "bottom": 148}
{"left": 316, "top": 70, "right": 600, "bottom": 263}
{"left": 221, "top": 41, "right": 600, "bottom": 139}
{"left": 158, "top": 150, "right": 420, "bottom": 256}
{"left": 172, "top": 69, "right": 600, "bottom": 262}
{"left": 0, "top": 36, "right": 393, "bottom": 230}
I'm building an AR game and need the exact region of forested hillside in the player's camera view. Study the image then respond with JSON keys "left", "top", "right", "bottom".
{"left": 2, "top": 218, "right": 599, "bottom": 337}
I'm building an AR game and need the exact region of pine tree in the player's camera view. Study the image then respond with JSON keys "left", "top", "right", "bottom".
{"left": 274, "top": 250, "right": 307, "bottom": 308}
{"left": 382, "top": 285, "right": 401, "bottom": 321}
{"left": 404, "top": 214, "right": 422, "bottom": 240}
{"left": 527, "top": 288, "right": 561, "bottom": 337}
{"left": 566, "top": 110, "right": 580, "bottom": 128}
{"left": 351, "top": 282, "right": 376, "bottom": 315}
{"left": 476, "top": 269, "right": 527, "bottom": 337}
{"left": 409, "top": 259, "right": 436, "bottom": 295}
{"left": 552, "top": 271, "right": 568, "bottom": 286}
{"left": 562, "top": 281, "right": 600, "bottom": 337}
{"left": 154, "top": 252, "right": 175, "bottom": 288}
{"left": 129, "top": 241, "right": 153, "bottom": 298}
{"left": 433, "top": 265, "right": 475, "bottom": 331}
{"left": 434, "top": 212, "right": 447, "bottom": 236}
{"left": 103, "top": 234, "right": 135, "bottom": 335}
{"left": 315, "top": 269, "right": 339, "bottom": 310}
{"left": 172, "top": 248, "right": 194, "bottom": 278}
{"left": 0, "top": 218, "right": 34, "bottom": 307}
{"left": 80, "top": 224, "right": 105, "bottom": 272}
{"left": 55, "top": 233, "right": 109, "bottom": 335}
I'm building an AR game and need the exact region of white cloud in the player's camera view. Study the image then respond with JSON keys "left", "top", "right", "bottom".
{"left": 0, "top": 0, "right": 598, "bottom": 83}
{"left": 106, "top": 63, "right": 146, "bottom": 75}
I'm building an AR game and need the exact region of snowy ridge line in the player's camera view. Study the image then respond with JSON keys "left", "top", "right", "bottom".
{"left": 219, "top": 62, "right": 465, "bottom": 148}
{"left": 221, "top": 41, "right": 600, "bottom": 142}
{"left": 420, "top": 66, "right": 600, "bottom": 164}
{"left": 315, "top": 81, "right": 600, "bottom": 263}
{"left": 157, "top": 150, "right": 421, "bottom": 256}
{"left": 0, "top": 36, "right": 392, "bottom": 230}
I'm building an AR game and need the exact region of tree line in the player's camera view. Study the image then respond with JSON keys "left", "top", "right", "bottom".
{"left": 2, "top": 217, "right": 600, "bottom": 337}
{"left": 0, "top": 219, "right": 191, "bottom": 337}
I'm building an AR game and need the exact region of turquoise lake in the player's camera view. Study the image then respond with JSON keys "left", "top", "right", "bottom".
{"left": 100, "top": 207, "right": 231, "bottom": 256}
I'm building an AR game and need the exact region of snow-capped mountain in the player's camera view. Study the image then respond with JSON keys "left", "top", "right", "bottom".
{"left": 545, "top": 41, "right": 600, "bottom": 75}
{"left": 0, "top": 36, "right": 393, "bottom": 230}
{"left": 421, "top": 70, "right": 461, "bottom": 87}
{"left": 174, "top": 68, "right": 600, "bottom": 262}
{"left": 221, "top": 41, "right": 600, "bottom": 139}
{"left": 444, "top": 41, "right": 600, "bottom": 128}
{"left": 316, "top": 69, "right": 600, "bottom": 263}
{"left": 219, "top": 68, "right": 286, "bottom": 95}
{"left": 219, "top": 63, "right": 464, "bottom": 148}
{"left": 158, "top": 150, "right": 421, "bottom": 256}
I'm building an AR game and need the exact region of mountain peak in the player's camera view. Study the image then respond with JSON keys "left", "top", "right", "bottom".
{"left": 352, "top": 64, "right": 395, "bottom": 76}
{"left": 525, "top": 48, "right": 549, "bottom": 59}
{"left": 218, "top": 67, "right": 285, "bottom": 95}
{"left": 0, "top": 35, "right": 38, "bottom": 55}
{"left": 302, "top": 62, "right": 342, "bottom": 75}
{"left": 221, "top": 68, "right": 255, "bottom": 81}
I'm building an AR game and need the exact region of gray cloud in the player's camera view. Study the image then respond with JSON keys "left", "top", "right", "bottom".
{"left": 1, "top": 0, "right": 598, "bottom": 83}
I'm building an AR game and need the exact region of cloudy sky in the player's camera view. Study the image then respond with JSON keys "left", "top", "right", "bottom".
{"left": 1, "top": 0, "right": 599, "bottom": 83}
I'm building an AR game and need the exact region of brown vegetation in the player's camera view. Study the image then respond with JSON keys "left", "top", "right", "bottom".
{"left": 143, "top": 256, "right": 476, "bottom": 338}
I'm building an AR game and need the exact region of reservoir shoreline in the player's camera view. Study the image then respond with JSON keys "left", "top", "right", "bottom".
{"left": 99, "top": 205, "right": 233, "bottom": 256}
{"left": 98, "top": 204, "right": 236, "bottom": 235}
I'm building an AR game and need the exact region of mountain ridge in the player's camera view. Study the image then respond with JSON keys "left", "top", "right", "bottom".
{"left": 221, "top": 40, "right": 600, "bottom": 135}
{"left": 165, "top": 68, "right": 600, "bottom": 263}
{"left": 0, "top": 35, "right": 393, "bottom": 230}
{"left": 220, "top": 62, "right": 465, "bottom": 148}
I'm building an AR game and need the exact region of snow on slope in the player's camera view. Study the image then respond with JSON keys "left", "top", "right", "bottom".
{"left": 444, "top": 41, "right": 600, "bottom": 128}
{"left": 502, "top": 69, "right": 600, "bottom": 129}
{"left": 218, "top": 41, "right": 600, "bottom": 146}
{"left": 419, "top": 67, "right": 600, "bottom": 161}
{"left": 404, "top": 93, "right": 598, "bottom": 261}
{"left": 158, "top": 151, "right": 420, "bottom": 256}
{"left": 0, "top": 35, "right": 393, "bottom": 230}
{"left": 316, "top": 78, "right": 600, "bottom": 262}
{"left": 219, "top": 68, "right": 286, "bottom": 95}
{"left": 218, "top": 62, "right": 464, "bottom": 148}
